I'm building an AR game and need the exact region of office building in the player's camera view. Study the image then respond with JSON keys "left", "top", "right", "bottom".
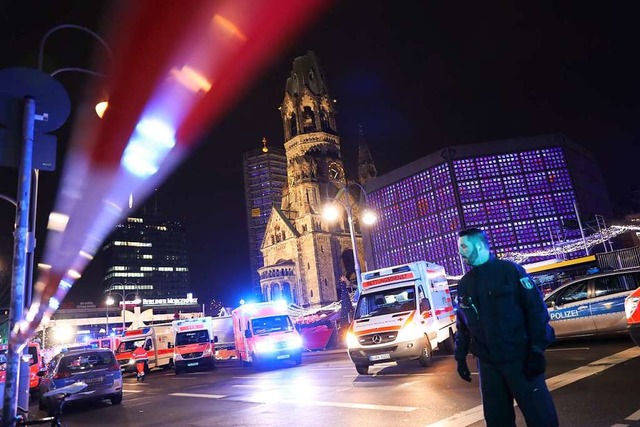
{"left": 364, "top": 133, "right": 612, "bottom": 276}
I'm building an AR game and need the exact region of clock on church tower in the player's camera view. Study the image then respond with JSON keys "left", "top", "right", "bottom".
{"left": 328, "top": 162, "right": 344, "bottom": 180}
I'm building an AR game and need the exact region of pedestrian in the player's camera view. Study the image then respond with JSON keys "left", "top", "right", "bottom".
{"left": 131, "top": 341, "right": 148, "bottom": 382}
{"left": 454, "top": 228, "right": 558, "bottom": 427}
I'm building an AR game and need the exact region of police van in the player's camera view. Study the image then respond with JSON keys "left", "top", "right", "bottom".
{"left": 544, "top": 267, "right": 640, "bottom": 338}
{"left": 346, "top": 261, "right": 456, "bottom": 375}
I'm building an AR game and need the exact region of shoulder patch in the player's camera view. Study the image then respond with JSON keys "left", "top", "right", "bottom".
{"left": 519, "top": 277, "right": 535, "bottom": 290}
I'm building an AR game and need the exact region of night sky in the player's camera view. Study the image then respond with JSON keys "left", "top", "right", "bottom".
{"left": 1, "top": 1, "right": 639, "bottom": 308}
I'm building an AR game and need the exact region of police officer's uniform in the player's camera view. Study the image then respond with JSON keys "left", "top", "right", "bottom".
{"left": 454, "top": 256, "right": 558, "bottom": 427}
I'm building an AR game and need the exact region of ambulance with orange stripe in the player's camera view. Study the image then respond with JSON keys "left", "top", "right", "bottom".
{"left": 346, "top": 261, "right": 456, "bottom": 375}
{"left": 115, "top": 323, "right": 174, "bottom": 373}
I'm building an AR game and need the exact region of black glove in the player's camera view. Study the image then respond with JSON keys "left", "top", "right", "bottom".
{"left": 457, "top": 360, "right": 472, "bottom": 382}
{"left": 523, "top": 350, "right": 546, "bottom": 379}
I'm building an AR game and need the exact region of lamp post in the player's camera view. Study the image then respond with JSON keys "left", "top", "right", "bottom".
{"left": 26, "top": 24, "right": 112, "bottom": 308}
{"left": 105, "top": 285, "right": 141, "bottom": 332}
{"left": 323, "top": 181, "right": 377, "bottom": 295}
{"left": 105, "top": 296, "right": 115, "bottom": 336}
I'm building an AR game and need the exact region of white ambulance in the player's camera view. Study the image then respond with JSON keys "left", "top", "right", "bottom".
{"left": 347, "top": 261, "right": 456, "bottom": 375}
{"left": 172, "top": 317, "right": 217, "bottom": 374}
{"left": 115, "top": 323, "right": 174, "bottom": 373}
{"left": 232, "top": 300, "right": 303, "bottom": 369}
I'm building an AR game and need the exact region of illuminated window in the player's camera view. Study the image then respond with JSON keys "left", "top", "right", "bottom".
{"left": 140, "top": 267, "right": 154, "bottom": 271}
{"left": 127, "top": 217, "right": 143, "bottom": 223}
{"left": 142, "top": 254, "right": 153, "bottom": 259}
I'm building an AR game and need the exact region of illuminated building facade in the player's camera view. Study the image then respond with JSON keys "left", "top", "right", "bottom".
{"left": 243, "top": 140, "right": 287, "bottom": 297}
{"left": 364, "top": 134, "right": 612, "bottom": 276}
{"left": 102, "top": 213, "right": 190, "bottom": 298}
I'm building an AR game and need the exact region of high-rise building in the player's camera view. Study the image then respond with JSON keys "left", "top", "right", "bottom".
{"left": 102, "top": 208, "right": 191, "bottom": 299}
{"left": 363, "top": 133, "right": 612, "bottom": 276}
{"left": 243, "top": 138, "right": 287, "bottom": 297}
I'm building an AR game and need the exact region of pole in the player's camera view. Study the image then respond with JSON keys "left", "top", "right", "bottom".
{"left": 573, "top": 200, "right": 589, "bottom": 256}
{"left": 25, "top": 169, "right": 38, "bottom": 309}
{"left": 106, "top": 304, "right": 109, "bottom": 336}
{"left": 2, "top": 97, "right": 36, "bottom": 426}
{"left": 345, "top": 195, "right": 362, "bottom": 295}
{"left": 122, "top": 301, "right": 126, "bottom": 333}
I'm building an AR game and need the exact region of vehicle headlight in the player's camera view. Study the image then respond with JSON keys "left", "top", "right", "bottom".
{"left": 256, "top": 340, "right": 274, "bottom": 353}
{"left": 396, "top": 322, "right": 423, "bottom": 342}
{"left": 346, "top": 332, "right": 359, "bottom": 349}
{"left": 287, "top": 335, "right": 303, "bottom": 349}
{"left": 203, "top": 347, "right": 212, "bottom": 357}
{"left": 128, "top": 358, "right": 136, "bottom": 365}
{"left": 625, "top": 296, "right": 639, "bottom": 319}
{"left": 174, "top": 353, "right": 183, "bottom": 361}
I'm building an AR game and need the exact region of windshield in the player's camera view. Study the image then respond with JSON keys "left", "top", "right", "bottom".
{"left": 58, "top": 351, "right": 115, "bottom": 374}
{"left": 251, "top": 315, "right": 294, "bottom": 334}
{"left": 176, "top": 329, "right": 210, "bottom": 346}
{"left": 355, "top": 285, "right": 416, "bottom": 319}
{"left": 116, "top": 340, "right": 145, "bottom": 354}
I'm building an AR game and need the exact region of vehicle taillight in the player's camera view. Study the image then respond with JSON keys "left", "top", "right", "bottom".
{"left": 108, "top": 363, "right": 120, "bottom": 371}
{"left": 53, "top": 371, "right": 72, "bottom": 379}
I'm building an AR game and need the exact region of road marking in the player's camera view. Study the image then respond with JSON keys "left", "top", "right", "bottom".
{"left": 547, "top": 347, "right": 590, "bottom": 352}
{"left": 123, "top": 389, "right": 144, "bottom": 393}
{"left": 626, "top": 408, "right": 640, "bottom": 421}
{"left": 610, "top": 424, "right": 629, "bottom": 427}
{"left": 238, "top": 396, "right": 416, "bottom": 412}
{"left": 169, "top": 392, "right": 226, "bottom": 399}
{"left": 424, "top": 346, "right": 640, "bottom": 427}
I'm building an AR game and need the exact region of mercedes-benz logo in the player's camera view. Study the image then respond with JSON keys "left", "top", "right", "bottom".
{"left": 372, "top": 334, "right": 382, "bottom": 344}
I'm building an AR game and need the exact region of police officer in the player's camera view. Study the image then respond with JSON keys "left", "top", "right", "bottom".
{"left": 454, "top": 228, "right": 558, "bottom": 427}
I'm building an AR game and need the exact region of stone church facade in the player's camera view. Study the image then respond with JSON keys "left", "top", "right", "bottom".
{"left": 258, "top": 51, "right": 375, "bottom": 308}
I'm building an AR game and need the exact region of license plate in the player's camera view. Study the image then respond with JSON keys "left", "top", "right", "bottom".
{"left": 369, "top": 354, "right": 390, "bottom": 361}
{"left": 84, "top": 376, "right": 104, "bottom": 384}
{"left": 276, "top": 354, "right": 290, "bottom": 360}
{"left": 187, "top": 362, "right": 198, "bottom": 367}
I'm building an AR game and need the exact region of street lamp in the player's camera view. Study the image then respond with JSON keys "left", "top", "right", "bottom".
{"left": 24, "top": 24, "right": 113, "bottom": 307}
{"left": 323, "top": 181, "right": 377, "bottom": 295}
{"left": 105, "top": 285, "right": 141, "bottom": 332}
{"left": 105, "top": 296, "right": 115, "bottom": 336}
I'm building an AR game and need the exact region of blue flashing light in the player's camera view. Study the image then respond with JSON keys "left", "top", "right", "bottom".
{"left": 122, "top": 118, "right": 176, "bottom": 178}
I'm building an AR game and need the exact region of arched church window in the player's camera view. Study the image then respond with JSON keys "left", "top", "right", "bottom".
{"left": 320, "top": 108, "right": 330, "bottom": 132}
{"left": 290, "top": 113, "right": 297, "bottom": 137}
{"left": 302, "top": 106, "right": 315, "bottom": 132}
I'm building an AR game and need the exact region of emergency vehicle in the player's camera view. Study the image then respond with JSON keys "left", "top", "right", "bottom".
{"left": 0, "top": 342, "right": 45, "bottom": 394}
{"left": 172, "top": 317, "right": 217, "bottom": 374}
{"left": 346, "top": 261, "right": 456, "bottom": 375}
{"left": 211, "top": 315, "right": 237, "bottom": 360}
{"left": 232, "top": 300, "right": 303, "bottom": 369}
{"left": 625, "top": 287, "right": 640, "bottom": 346}
{"left": 115, "top": 323, "right": 174, "bottom": 373}
{"left": 87, "top": 336, "right": 121, "bottom": 351}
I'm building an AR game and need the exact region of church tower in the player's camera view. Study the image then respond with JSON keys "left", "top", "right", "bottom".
{"left": 259, "top": 51, "right": 363, "bottom": 308}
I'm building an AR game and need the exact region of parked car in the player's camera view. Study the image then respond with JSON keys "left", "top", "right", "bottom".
{"left": 624, "top": 287, "right": 640, "bottom": 346}
{"left": 544, "top": 268, "right": 640, "bottom": 339}
{"left": 38, "top": 348, "right": 122, "bottom": 415}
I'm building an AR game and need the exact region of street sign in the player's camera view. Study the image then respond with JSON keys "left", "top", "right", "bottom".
{"left": 0, "top": 67, "right": 70, "bottom": 133}
{"left": 0, "top": 129, "right": 57, "bottom": 171}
